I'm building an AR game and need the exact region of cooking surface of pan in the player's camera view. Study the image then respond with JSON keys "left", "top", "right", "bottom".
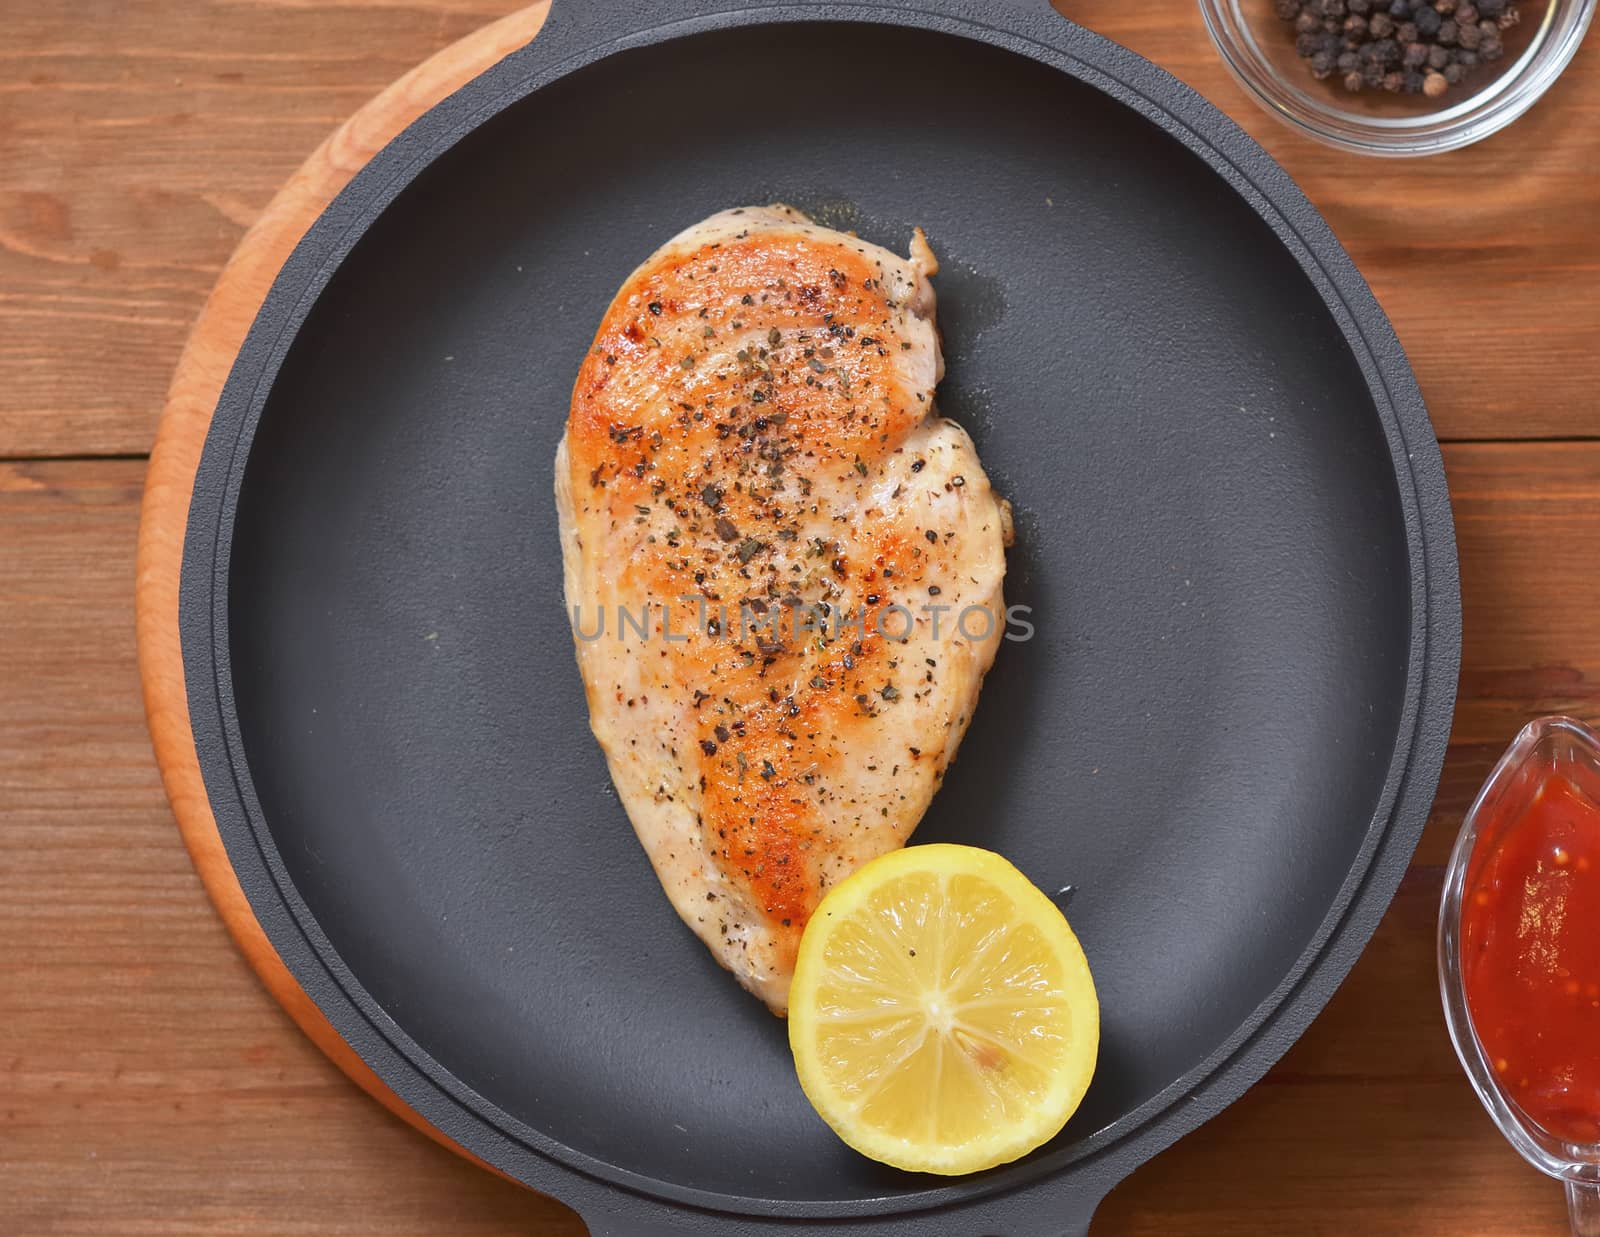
{"left": 180, "top": 2, "right": 1459, "bottom": 1232}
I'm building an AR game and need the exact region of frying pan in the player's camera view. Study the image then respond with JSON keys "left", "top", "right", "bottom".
{"left": 177, "top": 0, "right": 1461, "bottom": 1232}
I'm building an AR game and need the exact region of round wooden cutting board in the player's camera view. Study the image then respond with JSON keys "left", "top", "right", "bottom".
{"left": 133, "top": 2, "right": 552, "bottom": 1175}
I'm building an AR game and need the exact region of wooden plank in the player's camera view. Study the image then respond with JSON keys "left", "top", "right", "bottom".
{"left": 1100, "top": 1074, "right": 1569, "bottom": 1235}
{"left": 1100, "top": 448, "right": 1600, "bottom": 1236}
{"left": 1063, "top": 0, "right": 1600, "bottom": 445}
{"left": 127, "top": 0, "right": 554, "bottom": 1176}
{"left": 0, "top": 0, "right": 531, "bottom": 459}
{"left": 1416, "top": 441, "right": 1600, "bottom": 866}
{"left": 0, "top": 460, "right": 581, "bottom": 1236}
{"left": 1, "top": 1, "right": 1596, "bottom": 457}
{"left": 9, "top": 442, "right": 1600, "bottom": 1230}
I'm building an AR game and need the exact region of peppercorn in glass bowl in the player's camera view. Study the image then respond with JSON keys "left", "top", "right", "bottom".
{"left": 1199, "top": 0, "right": 1596, "bottom": 154}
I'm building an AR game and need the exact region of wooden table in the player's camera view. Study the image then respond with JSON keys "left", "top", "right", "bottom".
{"left": 3, "top": 2, "right": 1597, "bottom": 1233}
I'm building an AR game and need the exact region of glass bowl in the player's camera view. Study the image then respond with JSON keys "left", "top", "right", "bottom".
{"left": 1439, "top": 717, "right": 1600, "bottom": 1235}
{"left": 1199, "top": 0, "right": 1597, "bottom": 155}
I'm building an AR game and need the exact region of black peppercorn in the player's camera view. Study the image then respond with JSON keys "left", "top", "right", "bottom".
{"left": 1280, "top": 0, "right": 1519, "bottom": 97}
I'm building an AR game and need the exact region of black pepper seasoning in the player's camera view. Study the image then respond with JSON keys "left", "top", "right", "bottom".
{"left": 1281, "top": 0, "right": 1518, "bottom": 95}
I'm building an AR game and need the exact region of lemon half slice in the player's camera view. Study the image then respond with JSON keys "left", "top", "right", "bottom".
{"left": 788, "top": 844, "right": 1098, "bottom": 1175}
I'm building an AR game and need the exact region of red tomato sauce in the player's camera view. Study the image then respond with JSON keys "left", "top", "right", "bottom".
{"left": 1462, "top": 775, "right": 1600, "bottom": 1144}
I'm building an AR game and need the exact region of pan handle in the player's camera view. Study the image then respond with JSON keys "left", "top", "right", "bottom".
{"left": 576, "top": 1214, "right": 695, "bottom": 1237}
{"left": 508, "top": 1, "right": 1100, "bottom": 1229}
{"left": 576, "top": 1188, "right": 1104, "bottom": 1236}
{"left": 529, "top": 0, "right": 1063, "bottom": 65}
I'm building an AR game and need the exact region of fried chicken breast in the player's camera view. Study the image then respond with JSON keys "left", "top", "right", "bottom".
{"left": 556, "top": 205, "right": 1008, "bottom": 1012}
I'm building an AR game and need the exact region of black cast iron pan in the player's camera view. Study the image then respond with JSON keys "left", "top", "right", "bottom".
{"left": 180, "top": 0, "right": 1461, "bottom": 1232}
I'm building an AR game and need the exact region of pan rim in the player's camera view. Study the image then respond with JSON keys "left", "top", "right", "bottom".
{"left": 179, "top": 2, "right": 1461, "bottom": 1221}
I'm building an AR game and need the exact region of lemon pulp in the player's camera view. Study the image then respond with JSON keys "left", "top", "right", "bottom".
{"left": 788, "top": 843, "right": 1099, "bottom": 1175}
